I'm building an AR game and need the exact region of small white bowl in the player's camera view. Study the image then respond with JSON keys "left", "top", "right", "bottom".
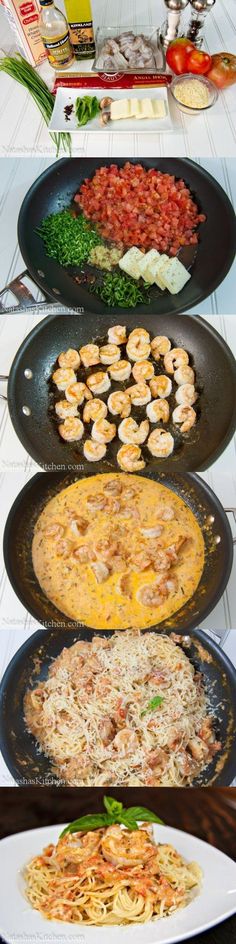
{"left": 170, "top": 73, "right": 218, "bottom": 115}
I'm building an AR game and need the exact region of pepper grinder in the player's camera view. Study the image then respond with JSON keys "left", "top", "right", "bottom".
{"left": 187, "top": 0, "right": 216, "bottom": 48}
{"left": 160, "top": 0, "right": 190, "bottom": 50}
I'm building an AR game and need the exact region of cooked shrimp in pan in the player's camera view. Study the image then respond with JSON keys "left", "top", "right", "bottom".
{"left": 107, "top": 391, "right": 131, "bottom": 418}
{"left": 55, "top": 400, "right": 79, "bottom": 420}
{"left": 128, "top": 327, "right": 150, "bottom": 343}
{"left": 132, "top": 360, "right": 154, "bottom": 382}
{"left": 117, "top": 443, "right": 146, "bottom": 471}
{"left": 99, "top": 344, "right": 121, "bottom": 365}
{"left": 58, "top": 417, "right": 84, "bottom": 441}
{"left": 58, "top": 348, "right": 81, "bottom": 370}
{"left": 87, "top": 371, "right": 111, "bottom": 395}
{"left": 118, "top": 417, "right": 149, "bottom": 445}
{"left": 146, "top": 399, "right": 170, "bottom": 423}
{"left": 92, "top": 419, "right": 116, "bottom": 444}
{"left": 151, "top": 336, "right": 171, "bottom": 360}
{"left": 126, "top": 382, "right": 151, "bottom": 406}
{"left": 148, "top": 428, "right": 174, "bottom": 458}
{"left": 108, "top": 360, "right": 132, "bottom": 382}
{"left": 108, "top": 325, "right": 127, "bottom": 345}
{"left": 65, "top": 382, "right": 92, "bottom": 405}
{"left": 79, "top": 344, "right": 100, "bottom": 368}
{"left": 150, "top": 375, "right": 172, "bottom": 399}
{"left": 164, "top": 348, "right": 189, "bottom": 374}
{"left": 136, "top": 582, "right": 166, "bottom": 607}
{"left": 52, "top": 367, "right": 76, "bottom": 391}
{"left": 83, "top": 440, "right": 107, "bottom": 461}
{"left": 83, "top": 399, "right": 108, "bottom": 422}
{"left": 175, "top": 384, "right": 198, "bottom": 406}
{"left": 172, "top": 405, "right": 196, "bottom": 433}
{"left": 174, "top": 365, "right": 195, "bottom": 386}
{"left": 126, "top": 335, "right": 151, "bottom": 362}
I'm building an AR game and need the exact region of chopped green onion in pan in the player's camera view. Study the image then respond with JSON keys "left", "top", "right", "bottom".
{"left": 91, "top": 272, "right": 151, "bottom": 308}
{"left": 37, "top": 210, "right": 101, "bottom": 266}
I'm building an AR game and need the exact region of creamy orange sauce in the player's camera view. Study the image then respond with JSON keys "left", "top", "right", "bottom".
{"left": 32, "top": 473, "right": 205, "bottom": 630}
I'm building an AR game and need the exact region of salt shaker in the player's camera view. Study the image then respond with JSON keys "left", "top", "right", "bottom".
{"left": 187, "top": 0, "right": 216, "bottom": 48}
{"left": 160, "top": 0, "right": 190, "bottom": 50}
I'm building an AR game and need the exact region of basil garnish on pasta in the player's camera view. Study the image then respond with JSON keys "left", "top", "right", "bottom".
{"left": 60, "top": 796, "right": 164, "bottom": 837}
{"left": 141, "top": 695, "right": 164, "bottom": 717}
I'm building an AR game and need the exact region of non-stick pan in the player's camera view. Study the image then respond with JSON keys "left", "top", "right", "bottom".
{"left": 1, "top": 158, "right": 235, "bottom": 317}
{"left": 3, "top": 468, "right": 234, "bottom": 633}
{"left": 0, "top": 628, "right": 235, "bottom": 787}
{"left": 3, "top": 312, "right": 236, "bottom": 473}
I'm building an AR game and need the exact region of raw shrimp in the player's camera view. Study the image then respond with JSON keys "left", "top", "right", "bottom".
{"left": 117, "top": 443, "right": 146, "bottom": 472}
{"left": 87, "top": 371, "right": 111, "bottom": 395}
{"left": 55, "top": 400, "right": 79, "bottom": 420}
{"left": 126, "top": 335, "right": 151, "bottom": 362}
{"left": 58, "top": 417, "right": 84, "bottom": 441}
{"left": 91, "top": 418, "right": 116, "bottom": 443}
{"left": 147, "top": 428, "right": 174, "bottom": 458}
{"left": 52, "top": 367, "right": 76, "bottom": 391}
{"left": 172, "top": 405, "right": 196, "bottom": 433}
{"left": 164, "top": 348, "right": 189, "bottom": 374}
{"left": 83, "top": 399, "right": 108, "bottom": 422}
{"left": 65, "top": 382, "right": 92, "bottom": 405}
{"left": 58, "top": 348, "right": 81, "bottom": 370}
{"left": 146, "top": 399, "right": 170, "bottom": 423}
{"left": 79, "top": 344, "right": 100, "bottom": 367}
{"left": 149, "top": 375, "right": 172, "bottom": 399}
{"left": 174, "top": 365, "right": 195, "bottom": 386}
{"left": 107, "top": 391, "right": 131, "bottom": 418}
{"left": 175, "top": 384, "right": 198, "bottom": 406}
{"left": 132, "top": 360, "right": 154, "bottom": 382}
{"left": 99, "top": 344, "right": 121, "bottom": 365}
{"left": 126, "top": 382, "right": 151, "bottom": 406}
{"left": 108, "top": 325, "right": 127, "bottom": 345}
{"left": 108, "top": 360, "right": 132, "bottom": 382}
{"left": 101, "top": 824, "right": 153, "bottom": 867}
{"left": 118, "top": 417, "right": 149, "bottom": 445}
{"left": 151, "top": 336, "right": 171, "bottom": 360}
{"left": 83, "top": 440, "right": 107, "bottom": 461}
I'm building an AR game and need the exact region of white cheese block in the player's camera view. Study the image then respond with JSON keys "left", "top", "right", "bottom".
{"left": 110, "top": 99, "right": 130, "bottom": 121}
{"left": 152, "top": 254, "right": 170, "bottom": 289}
{"left": 139, "top": 99, "right": 154, "bottom": 119}
{"left": 119, "top": 247, "right": 144, "bottom": 280}
{"left": 129, "top": 98, "right": 140, "bottom": 118}
{"left": 152, "top": 100, "right": 166, "bottom": 118}
{"left": 160, "top": 257, "right": 191, "bottom": 294}
{"left": 139, "top": 249, "right": 161, "bottom": 284}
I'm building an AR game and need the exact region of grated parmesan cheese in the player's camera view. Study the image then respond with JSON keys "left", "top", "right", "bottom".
{"left": 173, "top": 79, "right": 210, "bottom": 110}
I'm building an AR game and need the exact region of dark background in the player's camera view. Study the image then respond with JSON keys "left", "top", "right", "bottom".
{"left": 0, "top": 787, "right": 235, "bottom": 943}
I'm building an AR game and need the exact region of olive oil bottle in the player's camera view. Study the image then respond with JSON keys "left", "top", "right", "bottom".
{"left": 39, "top": 0, "right": 74, "bottom": 69}
{"left": 64, "top": 0, "right": 95, "bottom": 58}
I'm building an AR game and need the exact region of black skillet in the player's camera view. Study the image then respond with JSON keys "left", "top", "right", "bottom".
{"left": 3, "top": 468, "right": 233, "bottom": 634}
{"left": 5, "top": 312, "right": 236, "bottom": 473}
{"left": 16, "top": 157, "right": 236, "bottom": 317}
{"left": 0, "top": 628, "right": 235, "bottom": 787}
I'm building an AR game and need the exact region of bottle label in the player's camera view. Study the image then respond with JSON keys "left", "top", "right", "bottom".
{"left": 68, "top": 20, "right": 95, "bottom": 56}
{"left": 42, "top": 30, "right": 73, "bottom": 64}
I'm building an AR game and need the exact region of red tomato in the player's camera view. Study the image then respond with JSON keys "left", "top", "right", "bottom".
{"left": 166, "top": 38, "right": 195, "bottom": 75}
{"left": 187, "top": 48, "right": 212, "bottom": 75}
{"left": 207, "top": 53, "right": 236, "bottom": 89}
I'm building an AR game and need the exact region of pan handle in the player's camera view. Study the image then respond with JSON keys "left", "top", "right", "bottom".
{"left": 225, "top": 507, "right": 236, "bottom": 546}
{"left": 0, "top": 375, "right": 8, "bottom": 401}
{"left": 0, "top": 270, "right": 56, "bottom": 314}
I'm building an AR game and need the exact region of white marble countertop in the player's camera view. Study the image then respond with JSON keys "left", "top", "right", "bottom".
{"left": 0, "top": 0, "right": 236, "bottom": 157}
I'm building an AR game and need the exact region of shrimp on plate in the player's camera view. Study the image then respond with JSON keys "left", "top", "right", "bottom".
{"left": 83, "top": 399, "right": 108, "bottom": 422}
{"left": 117, "top": 443, "right": 146, "bottom": 471}
{"left": 91, "top": 418, "right": 116, "bottom": 443}
{"left": 150, "top": 375, "right": 172, "bottom": 399}
{"left": 107, "top": 391, "right": 131, "bottom": 419}
{"left": 52, "top": 367, "right": 76, "bottom": 391}
{"left": 99, "top": 344, "right": 121, "bottom": 365}
{"left": 108, "top": 360, "right": 132, "bottom": 382}
{"left": 175, "top": 384, "right": 198, "bottom": 406}
{"left": 65, "top": 382, "right": 92, "bottom": 405}
{"left": 58, "top": 417, "right": 84, "bottom": 441}
{"left": 132, "top": 360, "right": 154, "bottom": 382}
{"left": 58, "top": 348, "right": 81, "bottom": 370}
{"left": 87, "top": 371, "right": 111, "bottom": 395}
{"left": 146, "top": 399, "right": 170, "bottom": 423}
{"left": 118, "top": 417, "right": 149, "bottom": 445}
{"left": 172, "top": 405, "right": 196, "bottom": 433}
{"left": 79, "top": 344, "right": 100, "bottom": 367}
{"left": 101, "top": 823, "right": 154, "bottom": 867}
{"left": 164, "top": 348, "right": 189, "bottom": 374}
{"left": 83, "top": 440, "right": 107, "bottom": 461}
{"left": 147, "top": 428, "right": 174, "bottom": 458}
{"left": 108, "top": 325, "right": 127, "bottom": 345}
{"left": 150, "top": 336, "right": 171, "bottom": 360}
{"left": 126, "top": 382, "right": 151, "bottom": 406}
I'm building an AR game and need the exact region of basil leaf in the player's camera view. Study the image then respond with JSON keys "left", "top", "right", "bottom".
{"left": 103, "top": 796, "right": 123, "bottom": 818}
{"left": 60, "top": 813, "right": 110, "bottom": 838}
{"left": 141, "top": 695, "right": 164, "bottom": 717}
{"left": 126, "top": 807, "right": 164, "bottom": 825}
{"left": 118, "top": 813, "right": 139, "bottom": 831}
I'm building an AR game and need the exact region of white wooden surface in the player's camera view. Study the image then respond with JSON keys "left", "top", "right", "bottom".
{"left": 0, "top": 156, "right": 236, "bottom": 315}
{"left": 0, "top": 0, "right": 236, "bottom": 157}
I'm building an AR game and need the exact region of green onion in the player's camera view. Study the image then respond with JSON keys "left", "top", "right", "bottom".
{"left": 37, "top": 209, "right": 100, "bottom": 265}
{"left": 91, "top": 271, "right": 151, "bottom": 308}
{"left": 60, "top": 796, "right": 164, "bottom": 838}
{"left": 0, "top": 54, "right": 71, "bottom": 156}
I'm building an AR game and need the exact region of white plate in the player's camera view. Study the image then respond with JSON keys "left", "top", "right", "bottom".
{"left": 49, "top": 87, "right": 173, "bottom": 134}
{"left": 0, "top": 823, "right": 236, "bottom": 944}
